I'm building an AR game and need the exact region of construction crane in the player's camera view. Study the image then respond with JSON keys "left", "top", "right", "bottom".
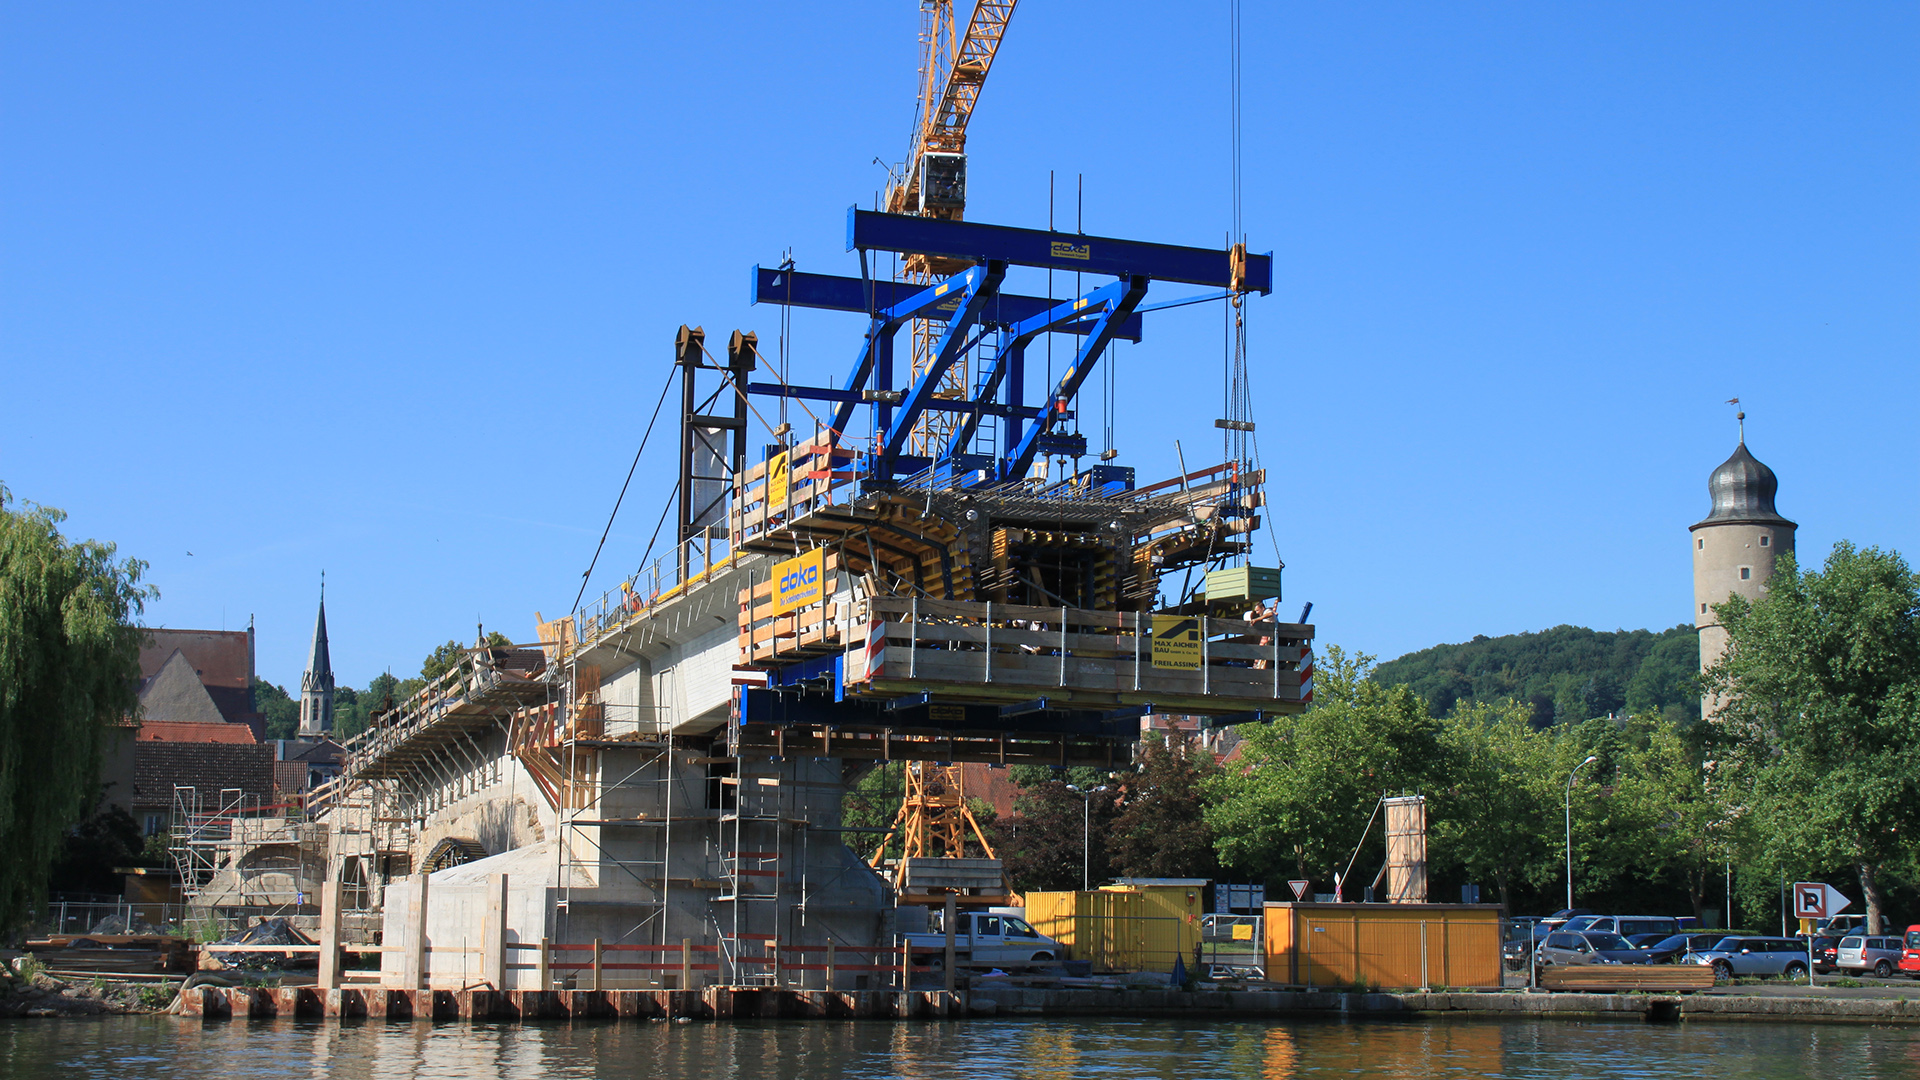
{"left": 868, "top": 2, "right": 1020, "bottom": 906}
{"left": 885, "top": 0, "right": 1017, "bottom": 224}
{"left": 883, "top": 1, "right": 1018, "bottom": 457}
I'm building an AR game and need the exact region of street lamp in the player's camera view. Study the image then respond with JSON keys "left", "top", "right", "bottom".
{"left": 1064, "top": 784, "right": 1107, "bottom": 891}
{"left": 1565, "top": 755, "right": 1598, "bottom": 910}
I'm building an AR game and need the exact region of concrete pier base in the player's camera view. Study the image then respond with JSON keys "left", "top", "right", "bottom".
{"left": 181, "top": 985, "right": 961, "bottom": 1021}
{"left": 178, "top": 985, "right": 1920, "bottom": 1026}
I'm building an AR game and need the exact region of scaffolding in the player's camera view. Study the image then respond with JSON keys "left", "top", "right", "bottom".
{"left": 713, "top": 760, "right": 798, "bottom": 985}
{"left": 170, "top": 785, "right": 328, "bottom": 926}
{"left": 551, "top": 730, "right": 682, "bottom": 954}
{"left": 171, "top": 785, "right": 243, "bottom": 904}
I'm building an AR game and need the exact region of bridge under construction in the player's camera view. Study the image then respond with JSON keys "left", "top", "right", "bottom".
{"left": 179, "top": 1, "right": 1315, "bottom": 993}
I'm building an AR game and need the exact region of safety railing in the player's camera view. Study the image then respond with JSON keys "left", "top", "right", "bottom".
{"left": 563, "top": 524, "right": 739, "bottom": 660}
{"left": 848, "top": 595, "right": 1313, "bottom": 710}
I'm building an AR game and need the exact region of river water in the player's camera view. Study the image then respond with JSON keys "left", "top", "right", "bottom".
{"left": 4, "top": 1014, "right": 1918, "bottom": 1079}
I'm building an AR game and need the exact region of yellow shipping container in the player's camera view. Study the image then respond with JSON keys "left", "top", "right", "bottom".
{"left": 1263, "top": 902, "right": 1503, "bottom": 989}
{"left": 1026, "top": 884, "right": 1204, "bottom": 974}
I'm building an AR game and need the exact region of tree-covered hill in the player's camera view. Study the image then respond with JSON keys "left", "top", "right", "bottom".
{"left": 1369, "top": 624, "right": 1700, "bottom": 726}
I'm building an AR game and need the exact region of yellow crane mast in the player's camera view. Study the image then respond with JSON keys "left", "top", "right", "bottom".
{"left": 884, "top": 0, "right": 1019, "bottom": 456}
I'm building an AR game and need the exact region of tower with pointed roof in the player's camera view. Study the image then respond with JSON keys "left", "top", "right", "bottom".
{"left": 1691, "top": 412, "right": 1795, "bottom": 714}
{"left": 298, "top": 582, "right": 335, "bottom": 736}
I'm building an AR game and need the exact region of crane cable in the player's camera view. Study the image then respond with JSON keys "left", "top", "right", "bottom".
{"left": 572, "top": 361, "right": 678, "bottom": 613}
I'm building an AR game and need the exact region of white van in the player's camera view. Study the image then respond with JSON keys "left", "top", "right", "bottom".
{"left": 1570, "top": 915, "right": 1680, "bottom": 939}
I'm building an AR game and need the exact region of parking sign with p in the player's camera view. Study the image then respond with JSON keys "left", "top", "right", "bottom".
{"left": 1792, "top": 881, "right": 1850, "bottom": 920}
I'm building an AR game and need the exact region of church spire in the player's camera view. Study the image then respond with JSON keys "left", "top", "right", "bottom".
{"left": 298, "top": 576, "right": 335, "bottom": 737}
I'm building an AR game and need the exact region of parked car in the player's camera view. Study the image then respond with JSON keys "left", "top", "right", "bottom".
{"left": 1502, "top": 921, "right": 1551, "bottom": 971}
{"left": 1686, "top": 937, "right": 1813, "bottom": 980}
{"left": 1624, "top": 933, "right": 1671, "bottom": 949}
{"left": 1810, "top": 935, "right": 1846, "bottom": 974}
{"left": 1901, "top": 926, "right": 1920, "bottom": 976}
{"left": 1640, "top": 931, "right": 1752, "bottom": 965}
{"left": 1537, "top": 909, "right": 1591, "bottom": 933}
{"left": 1534, "top": 931, "right": 1651, "bottom": 967}
{"left": 1570, "top": 916, "right": 1682, "bottom": 939}
{"left": 1815, "top": 915, "right": 1869, "bottom": 937}
{"left": 1837, "top": 935, "right": 1907, "bottom": 979}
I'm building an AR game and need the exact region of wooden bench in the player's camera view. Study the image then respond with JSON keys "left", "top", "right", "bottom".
{"left": 1541, "top": 965, "right": 1715, "bottom": 992}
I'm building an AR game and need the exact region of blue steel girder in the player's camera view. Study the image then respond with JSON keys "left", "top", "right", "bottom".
{"left": 823, "top": 263, "right": 1003, "bottom": 445}
{"left": 1006, "top": 274, "right": 1150, "bottom": 481}
{"left": 877, "top": 259, "right": 1007, "bottom": 476}
{"left": 748, "top": 266, "right": 1144, "bottom": 341}
{"left": 943, "top": 277, "right": 1134, "bottom": 461}
{"left": 848, "top": 208, "right": 1273, "bottom": 293}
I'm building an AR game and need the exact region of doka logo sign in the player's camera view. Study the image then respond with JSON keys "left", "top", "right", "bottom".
{"left": 771, "top": 548, "right": 825, "bottom": 616}
{"left": 1050, "top": 240, "right": 1090, "bottom": 261}
{"left": 1151, "top": 615, "right": 1202, "bottom": 670}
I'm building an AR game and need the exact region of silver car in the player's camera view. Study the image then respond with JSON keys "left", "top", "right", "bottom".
{"left": 1837, "top": 935, "right": 1906, "bottom": 979}
{"left": 1567, "top": 915, "right": 1681, "bottom": 939}
{"left": 1687, "top": 936, "right": 1811, "bottom": 980}
{"left": 1534, "top": 931, "right": 1649, "bottom": 967}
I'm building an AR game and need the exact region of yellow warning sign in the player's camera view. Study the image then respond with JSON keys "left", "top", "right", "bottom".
{"left": 1151, "top": 615, "right": 1202, "bottom": 670}
{"left": 771, "top": 547, "right": 824, "bottom": 616}
{"left": 766, "top": 451, "right": 790, "bottom": 507}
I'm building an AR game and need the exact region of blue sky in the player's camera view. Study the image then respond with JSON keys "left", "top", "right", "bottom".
{"left": 4, "top": 3, "right": 1914, "bottom": 691}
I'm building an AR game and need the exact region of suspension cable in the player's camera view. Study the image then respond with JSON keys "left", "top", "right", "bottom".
{"left": 572, "top": 361, "right": 678, "bottom": 612}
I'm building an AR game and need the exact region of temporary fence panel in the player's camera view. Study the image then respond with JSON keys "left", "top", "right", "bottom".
{"left": 1262, "top": 902, "right": 1502, "bottom": 989}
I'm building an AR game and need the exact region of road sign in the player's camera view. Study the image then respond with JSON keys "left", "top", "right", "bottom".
{"left": 1792, "top": 881, "right": 1851, "bottom": 920}
{"left": 1289, "top": 880, "right": 1310, "bottom": 901}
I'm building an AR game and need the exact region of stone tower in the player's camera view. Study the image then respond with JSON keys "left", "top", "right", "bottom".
{"left": 298, "top": 585, "right": 335, "bottom": 736}
{"left": 1691, "top": 414, "right": 1795, "bottom": 712}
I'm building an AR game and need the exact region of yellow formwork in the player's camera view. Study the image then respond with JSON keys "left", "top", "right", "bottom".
{"left": 1263, "top": 902, "right": 1503, "bottom": 989}
{"left": 1026, "top": 884, "right": 1204, "bottom": 974}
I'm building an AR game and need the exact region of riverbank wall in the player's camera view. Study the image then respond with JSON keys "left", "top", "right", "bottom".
{"left": 174, "top": 984, "right": 1920, "bottom": 1026}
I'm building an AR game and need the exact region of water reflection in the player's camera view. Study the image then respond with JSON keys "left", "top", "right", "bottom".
{"left": 5, "top": 1014, "right": 1920, "bottom": 1079}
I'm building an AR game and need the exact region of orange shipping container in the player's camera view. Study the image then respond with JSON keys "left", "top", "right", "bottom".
{"left": 1263, "top": 902, "right": 1502, "bottom": 989}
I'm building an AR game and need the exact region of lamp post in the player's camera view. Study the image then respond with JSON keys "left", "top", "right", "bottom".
{"left": 1064, "top": 784, "right": 1106, "bottom": 891}
{"left": 1565, "top": 755, "right": 1597, "bottom": 910}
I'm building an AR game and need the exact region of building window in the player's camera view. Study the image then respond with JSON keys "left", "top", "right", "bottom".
{"left": 1700, "top": 603, "right": 1708, "bottom": 614}
{"left": 1760, "top": 535, "right": 1770, "bottom": 548}
{"left": 143, "top": 813, "right": 164, "bottom": 836}
{"left": 1740, "top": 567, "right": 1752, "bottom": 580}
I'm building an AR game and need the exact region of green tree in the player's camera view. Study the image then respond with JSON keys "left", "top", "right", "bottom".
{"left": 253, "top": 677, "right": 299, "bottom": 740}
{"left": 0, "top": 487, "right": 153, "bottom": 935}
{"left": 996, "top": 779, "right": 1119, "bottom": 893}
{"left": 399, "top": 632, "right": 512, "bottom": 701}
{"left": 1608, "top": 715, "right": 1731, "bottom": 919}
{"left": 1109, "top": 730, "right": 1221, "bottom": 880}
{"left": 1372, "top": 624, "right": 1700, "bottom": 723}
{"left": 842, "top": 760, "right": 906, "bottom": 859}
{"left": 50, "top": 800, "right": 148, "bottom": 895}
{"left": 1428, "top": 699, "right": 1561, "bottom": 911}
{"left": 1705, "top": 543, "right": 1920, "bottom": 934}
{"left": 1205, "top": 646, "right": 1445, "bottom": 890}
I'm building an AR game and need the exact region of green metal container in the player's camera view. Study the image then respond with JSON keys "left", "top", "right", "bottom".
{"left": 1203, "top": 565, "right": 1283, "bottom": 603}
